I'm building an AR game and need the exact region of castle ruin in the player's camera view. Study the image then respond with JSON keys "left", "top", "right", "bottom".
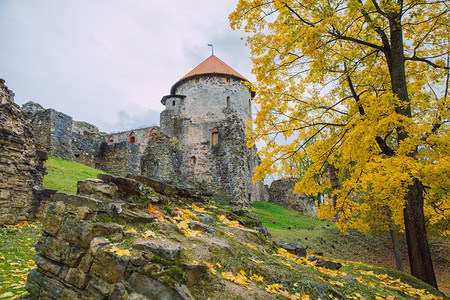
{"left": 23, "top": 56, "right": 266, "bottom": 205}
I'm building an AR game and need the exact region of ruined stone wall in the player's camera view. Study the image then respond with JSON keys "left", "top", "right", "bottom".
{"left": 0, "top": 81, "right": 47, "bottom": 224}
{"left": 0, "top": 79, "right": 15, "bottom": 104}
{"left": 141, "top": 133, "right": 184, "bottom": 185}
{"left": 22, "top": 103, "right": 103, "bottom": 168}
{"left": 146, "top": 108, "right": 266, "bottom": 205}
{"left": 106, "top": 126, "right": 159, "bottom": 154}
{"left": 97, "top": 141, "right": 141, "bottom": 177}
{"left": 268, "top": 178, "right": 317, "bottom": 219}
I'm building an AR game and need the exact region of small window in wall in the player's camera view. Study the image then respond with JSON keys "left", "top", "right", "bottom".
{"left": 128, "top": 131, "right": 137, "bottom": 144}
{"left": 212, "top": 130, "right": 219, "bottom": 146}
{"left": 189, "top": 156, "right": 197, "bottom": 168}
{"left": 195, "top": 78, "right": 200, "bottom": 83}
{"left": 226, "top": 77, "right": 230, "bottom": 83}
{"left": 172, "top": 100, "right": 176, "bottom": 106}
{"left": 148, "top": 128, "right": 157, "bottom": 141}
{"left": 226, "top": 96, "right": 230, "bottom": 108}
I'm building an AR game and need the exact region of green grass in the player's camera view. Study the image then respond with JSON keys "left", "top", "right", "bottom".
{"left": 0, "top": 222, "right": 41, "bottom": 298}
{"left": 249, "top": 201, "right": 327, "bottom": 229}
{"left": 43, "top": 156, "right": 109, "bottom": 194}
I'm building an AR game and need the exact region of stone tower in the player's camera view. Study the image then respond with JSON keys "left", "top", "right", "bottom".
{"left": 142, "top": 55, "right": 264, "bottom": 204}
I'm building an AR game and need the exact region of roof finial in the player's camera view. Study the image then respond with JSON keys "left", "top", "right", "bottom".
{"left": 208, "top": 44, "right": 214, "bottom": 56}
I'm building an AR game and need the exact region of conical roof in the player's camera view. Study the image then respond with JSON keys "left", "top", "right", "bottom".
{"left": 170, "top": 55, "right": 248, "bottom": 94}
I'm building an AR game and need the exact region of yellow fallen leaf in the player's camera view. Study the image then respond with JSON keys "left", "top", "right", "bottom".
{"left": 216, "top": 263, "right": 221, "bottom": 268}
{"left": 204, "top": 261, "right": 217, "bottom": 275}
{"left": 222, "top": 271, "right": 236, "bottom": 281}
{"left": 251, "top": 274, "right": 264, "bottom": 282}
{"left": 329, "top": 280, "right": 344, "bottom": 287}
{"left": 107, "top": 245, "right": 131, "bottom": 257}
{"left": 141, "top": 230, "right": 157, "bottom": 238}
{"left": 245, "top": 243, "right": 258, "bottom": 250}
{"left": 268, "top": 283, "right": 283, "bottom": 291}
{"left": 248, "top": 257, "right": 264, "bottom": 264}
{"left": 191, "top": 204, "right": 206, "bottom": 213}
{"left": 280, "top": 260, "right": 295, "bottom": 270}
{"left": 148, "top": 204, "right": 162, "bottom": 218}
{"left": 125, "top": 228, "right": 137, "bottom": 234}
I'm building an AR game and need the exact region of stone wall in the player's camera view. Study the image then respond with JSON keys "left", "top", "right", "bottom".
{"left": 146, "top": 108, "right": 266, "bottom": 205}
{"left": 0, "top": 78, "right": 15, "bottom": 104}
{"left": 141, "top": 133, "right": 184, "bottom": 185}
{"left": 0, "top": 81, "right": 47, "bottom": 225}
{"left": 25, "top": 175, "right": 197, "bottom": 300}
{"left": 106, "top": 126, "right": 158, "bottom": 154}
{"left": 268, "top": 178, "right": 317, "bottom": 219}
{"left": 22, "top": 103, "right": 102, "bottom": 167}
{"left": 97, "top": 141, "right": 141, "bottom": 177}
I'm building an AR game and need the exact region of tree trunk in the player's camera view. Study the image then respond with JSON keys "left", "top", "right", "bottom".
{"left": 403, "top": 178, "right": 437, "bottom": 288}
{"left": 386, "top": 14, "right": 438, "bottom": 289}
{"left": 389, "top": 219, "right": 403, "bottom": 272}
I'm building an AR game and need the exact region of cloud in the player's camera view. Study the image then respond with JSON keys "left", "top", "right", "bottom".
{"left": 0, "top": 1, "right": 254, "bottom": 133}
{"left": 98, "top": 108, "right": 161, "bottom": 133}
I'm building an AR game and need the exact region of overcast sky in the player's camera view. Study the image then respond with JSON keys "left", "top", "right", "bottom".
{"left": 0, "top": 0, "right": 254, "bottom": 133}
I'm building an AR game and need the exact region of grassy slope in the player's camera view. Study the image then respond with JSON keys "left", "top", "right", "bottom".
{"left": 0, "top": 222, "right": 41, "bottom": 298}
{"left": 43, "top": 156, "right": 109, "bottom": 194}
{"left": 249, "top": 201, "right": 450, "bottom": 296}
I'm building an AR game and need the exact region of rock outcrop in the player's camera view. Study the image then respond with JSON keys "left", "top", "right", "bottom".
{"left": 23, "top": 174, "right": 308, "bottom": 299}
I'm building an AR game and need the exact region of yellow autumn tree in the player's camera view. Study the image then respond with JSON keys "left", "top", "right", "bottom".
{"left": 230, "top": 0, "right": 449, "bottom": 289}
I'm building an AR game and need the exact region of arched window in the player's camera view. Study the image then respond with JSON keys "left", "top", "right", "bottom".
{"left": 212, "top": 130, "right": 219, "bottom": 146}
{"left": 128, "top": 131, "right": 137, "bottom": 144}
{"left": 189, "top": 156, "right": 197, "bottom": 168}
{"left": 172, "top": 100, "right": 176, "bottom": 106}
{"left": 226, "top": 96, "right": 230, "bottom": 108}
{"left": 148, "top": 128, "right": 157, "bottom": 141}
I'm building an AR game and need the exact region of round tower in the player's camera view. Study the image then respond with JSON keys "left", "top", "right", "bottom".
{"left": 148, "top": 55, "right": 263, "bottom": 204}
{"left": 160, "top": 55, "right": 254, "bottom": 135}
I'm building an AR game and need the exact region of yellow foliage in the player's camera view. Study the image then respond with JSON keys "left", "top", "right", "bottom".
{"left": 230, "top": 0, "right": 449, "bottom": 238}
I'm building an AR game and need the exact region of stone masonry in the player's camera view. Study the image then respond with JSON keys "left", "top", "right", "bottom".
{"left": 0, "top": 80, "right": 47, "bottom": 225}
{"left": 268, "top": 178, "right": 317, "bottom": 219}
{"left": 24, "top": 174, "right": 200, "bottom": 299}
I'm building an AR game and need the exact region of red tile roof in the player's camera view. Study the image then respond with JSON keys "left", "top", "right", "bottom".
{"left": 170, "top": 55, "right": 248, "bottom": 94}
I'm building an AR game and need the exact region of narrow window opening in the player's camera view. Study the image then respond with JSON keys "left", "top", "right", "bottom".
{"left": 172, "top": 100, "right": 176, "bottom": 106}
{"left": 226, "top": 77, "right": 230, "bottom": 83}
{"left": 189, "top": 156, "right": 197, "bottom": 168}
{"left": 212, "top": 130, "right": 219, "bottom": 146}
{"left": 195, "top": 78, "right": 200, "bottom": 83}
{"left": 148, "top": 128, "right": 157, "bottom": 141}
{"left": 128, "top": 131, "right": 137, "bottom": 144}
{"left": 226, "top": 96, "right": 230, "bottom": 108}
